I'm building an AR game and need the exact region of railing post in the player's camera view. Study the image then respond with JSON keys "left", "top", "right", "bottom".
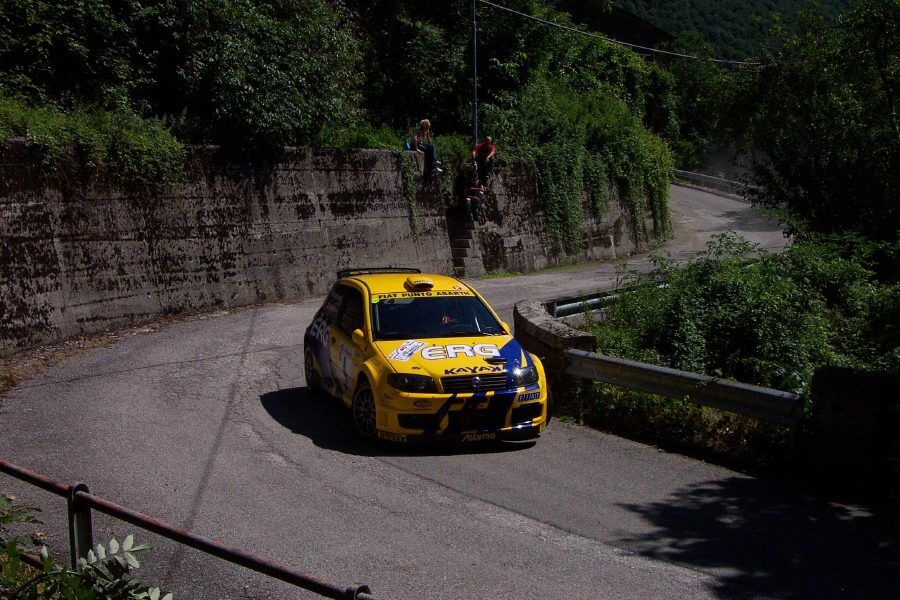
{"left": 67, "top": 482, "right": 93, "bottom": 568}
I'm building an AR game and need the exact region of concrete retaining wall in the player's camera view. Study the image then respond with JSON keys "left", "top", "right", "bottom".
{"left": 1, "top": 142, "right": 652, "bottom": 353}
{"left": 477, "top": 170, "right": 643, "bottom": 272}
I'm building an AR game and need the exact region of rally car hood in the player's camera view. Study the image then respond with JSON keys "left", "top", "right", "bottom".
{"left": 373, "top": 335, "right": 532, "bottom": 378}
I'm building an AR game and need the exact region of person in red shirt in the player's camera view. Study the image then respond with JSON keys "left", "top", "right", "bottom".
{"left": 472, "top": 136, "right": 496, "bottom": 184}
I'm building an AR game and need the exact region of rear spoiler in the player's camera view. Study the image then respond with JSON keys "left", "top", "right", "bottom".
{"left": 337, "top": 266, "right": 421, "bottom": 279}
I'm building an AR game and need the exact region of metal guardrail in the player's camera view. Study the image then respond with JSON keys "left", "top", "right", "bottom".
{"left": 565, "top": 349, "right": 804, "bottom": 426}
{"left": 546, "top": 282, "right": 669, "bottom": 319}
{"left": 672, "top": 169, "right": 756, "bottom": 196}
{"left": 0, "top": 459, "right": 376, "bottom": 600}
{"left": 546, "top": 291, "right": 622, "bottom": 319}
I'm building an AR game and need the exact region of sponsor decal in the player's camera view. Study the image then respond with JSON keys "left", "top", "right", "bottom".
{"left": 377, "top": 431, "right": 408, "bottom": 443}
{"left": 422, "top": 343, "right": 500, "bottom": 360}
{"left": 413, "top": 399, "right": 432, "bottom": 409}
{"left": 388, "top": 340, "right": 427, "bottom": 361}
{"left": 461, "top": 432, "right": 496, "bottom": 442}
{"left": 444, "top": 365, "right": 504, "bottom": 375}
{"left": 453, "top": 285, "right": 465, "bottom": 290}
{"left": 374, "top": 290, "right": 473, "bottom": 300}
{"left": 518, "top": 391, "right": 541, "bottom": 402}
{"left": 308, "top": 316, "right": 329, "bottom": 347}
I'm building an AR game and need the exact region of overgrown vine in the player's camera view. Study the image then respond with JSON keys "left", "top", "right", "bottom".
{"left": 395, "top": 150, "right": 419, "bottom": 237}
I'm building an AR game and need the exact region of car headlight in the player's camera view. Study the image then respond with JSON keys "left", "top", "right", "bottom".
{"left": 511, "top": 365, "right": 538, "bottom": 386}
{"left": 388, "top": 373, "right": 438, "bottom": 393}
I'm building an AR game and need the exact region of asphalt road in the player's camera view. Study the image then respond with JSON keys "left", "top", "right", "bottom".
{"left": 2, "top": 186, "right": 898, "bottom": 599}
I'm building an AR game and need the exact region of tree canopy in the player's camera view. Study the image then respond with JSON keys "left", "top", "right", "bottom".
{"left": 737, "top": 0, "right": 899, "bottom": 241}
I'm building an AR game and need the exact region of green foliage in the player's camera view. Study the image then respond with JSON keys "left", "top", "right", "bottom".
{"left": 660, "top": 32, "right": 735, "bottom": 169}
{"left": 326, "top": 123, "right": 401, "bottom": 151}
{"left": 0, "top": 0, "right": 364, "bottom": 150}
{"left": 485, "top": 71, "right": 673, "bottom": 253}
{"left": 736, "top": 0, "right": 899, "bottom": 240}
{"left": 395, "top": 151, "right": 419, "bottom": 237}
{"left": 591, "top": 233, "right": 899, "bottom": 393}
{"left": 175, "top": 0, "right": 364, "bottom": 148}
{"left": 0, "top": 0, "right": 137, "bottom": 108}
{"left": 616, "top": 0, "right": 850, "bottom": 60}
{"left": 1, "top": 495, "right": 172, "bottom": 599}
{"left": 0, "top": 93, "right": 184, "bottom": 190}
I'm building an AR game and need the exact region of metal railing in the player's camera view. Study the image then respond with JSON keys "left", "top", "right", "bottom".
{"left": 566, "top": 349, "right": 803, "bottom": 426}
{"left": 0, "top": 459, "right": 376, "bottom": 600}
{"left": 672, "top": 169, "right": 758, "bottom": 196}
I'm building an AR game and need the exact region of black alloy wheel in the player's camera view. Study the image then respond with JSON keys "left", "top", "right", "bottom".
{"left": 352, "top": 382, "right": 377, "bottom": 439}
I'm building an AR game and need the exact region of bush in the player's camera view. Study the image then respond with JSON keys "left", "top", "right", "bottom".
{"left": 0, "top": 93, "right": 184, "bottom": 190}
{"left": 1, "top": 494, "right": 172, "bottom": 599}
{"left": 484, "top": 76, "right": 673, "bottom": 253}
{"left": 591, "top": 233, "right": 898, "bottom": 393}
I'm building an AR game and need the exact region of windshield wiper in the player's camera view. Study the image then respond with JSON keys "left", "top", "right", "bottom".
{"left": 446, "top": 330, "right": 499, "bottom": 337}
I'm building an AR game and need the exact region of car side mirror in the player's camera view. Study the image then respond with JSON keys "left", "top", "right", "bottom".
{"left": 352, "top": 328, "right": 366, "bottom": 349}
{"left": 500, "top": 322, "right": 511, "bottom": 334}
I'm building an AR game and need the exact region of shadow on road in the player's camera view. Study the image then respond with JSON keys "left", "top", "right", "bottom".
{"left": 714, "top": 209, "right": 784, "bottom": 234}
{"left": 617, "top": 476, "right": 900, "bottom": 599}
{"left": 260, "top": 387, "right": 536, "bottom": 457}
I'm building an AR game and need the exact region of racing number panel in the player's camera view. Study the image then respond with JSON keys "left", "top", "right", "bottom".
{"left": 331, "top": 285, "right": 366, "bottom": 405}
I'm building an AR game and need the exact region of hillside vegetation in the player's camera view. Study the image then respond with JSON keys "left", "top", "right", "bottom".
{"left": 616, "top": 0, "right": 850, "bottom": 59}
{"left": 0, "top": 0, "right": 675, "bottom": 250}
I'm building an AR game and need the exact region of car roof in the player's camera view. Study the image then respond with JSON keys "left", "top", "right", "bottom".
{"left": 342, "top": 273, "right": 471, "bottom": 295}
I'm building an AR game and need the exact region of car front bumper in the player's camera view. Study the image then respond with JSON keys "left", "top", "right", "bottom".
{"left": 373, "top": 384, "right": 549, "bottom": 443}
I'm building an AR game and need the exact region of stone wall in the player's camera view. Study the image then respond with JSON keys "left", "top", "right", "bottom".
{"left": 1, "top": 142, "right": 651, "bottom": 353}
{"left": 476, "top": 167, "right": 643, "bottom": 273}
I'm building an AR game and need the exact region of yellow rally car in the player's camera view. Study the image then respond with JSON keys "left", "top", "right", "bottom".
{"left": 303, "top": 267, "right": 550, "bottom": 443}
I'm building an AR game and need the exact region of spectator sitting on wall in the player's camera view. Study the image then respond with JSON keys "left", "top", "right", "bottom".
{"left": 413, "top": 119, "right": 443, "bottom": 176}
{"left": 472, "top": 136, "right": 496, "bottom": 184}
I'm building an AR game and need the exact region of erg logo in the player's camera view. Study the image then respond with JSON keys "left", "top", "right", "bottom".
{"left": 421, "top": 344, "right": 500, "bottom": 360}
{"left": 308, "top": 316, "right": 329, "bottom": 348}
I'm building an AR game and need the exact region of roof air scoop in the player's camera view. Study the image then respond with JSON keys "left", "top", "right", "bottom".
{"left": 405, "top": 276, "right": 434, "bottom": 291}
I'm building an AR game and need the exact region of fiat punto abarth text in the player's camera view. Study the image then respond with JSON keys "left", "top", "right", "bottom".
{"left": 303, "top": 267, "right": 551, "bottom": 443}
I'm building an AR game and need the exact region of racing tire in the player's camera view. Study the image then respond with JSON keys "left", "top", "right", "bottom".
{"left": 304, "top": 349, "right": 322, "bottom": 396}
{"left": 352, "top": 382, "right": 378, "bottom": 440}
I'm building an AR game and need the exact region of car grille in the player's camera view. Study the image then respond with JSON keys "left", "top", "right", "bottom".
{"left": 447, "top": 408, "right": 506, "bottom": 432}
{"left": 398, "top": 414, "right": 441, "bottom": 430}
{"left": 441, "top": 373, "right": 509, "bottom": 393}
{"left": 511, "top": 402, "right": 543, "bottom": 425}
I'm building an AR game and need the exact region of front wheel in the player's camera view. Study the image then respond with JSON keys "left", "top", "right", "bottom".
{"left": 352, "top": 382, "right": 377, "bottom": 439}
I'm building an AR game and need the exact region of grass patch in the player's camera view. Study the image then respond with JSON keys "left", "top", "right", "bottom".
{"left": 0, "top": 369, "right": 14, "bottom": 393}
{"left": 480, "top": 270, "right": 523, "bottom": 279}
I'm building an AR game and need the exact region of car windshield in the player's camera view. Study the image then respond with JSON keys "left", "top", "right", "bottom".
{"left": 372, "top": 296, "right": 504, "bottom": 340}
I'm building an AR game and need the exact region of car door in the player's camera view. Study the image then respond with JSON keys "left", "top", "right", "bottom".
{"left": 310, "top": 285, "right": 345, "bottom": 389}
{"left": 330, "top": 285, "right": 366, "bottom": 405}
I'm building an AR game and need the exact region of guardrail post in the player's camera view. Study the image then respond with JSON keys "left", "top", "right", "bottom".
{"left": 346, "top": 584, "right": 372, "bottom": 600}
{"left": 67, "top": 482, "right": 93, "bottom": 568}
